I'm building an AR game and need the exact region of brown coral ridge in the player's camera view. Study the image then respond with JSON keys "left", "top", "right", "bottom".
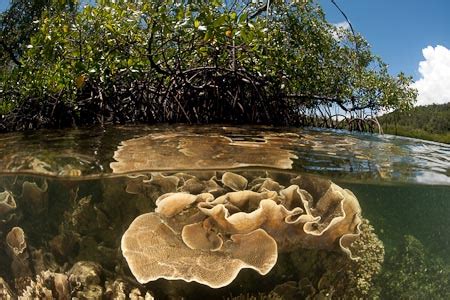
{"left": 5, "top": 260, "right": 155, "bottom": 300}
{"left": 121, "top": 173, "right": 363, "bottom": 288}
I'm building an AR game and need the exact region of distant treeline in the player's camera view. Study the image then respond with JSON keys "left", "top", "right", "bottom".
{"left": 379, "top": 103, "right": 450, "bottom": 144}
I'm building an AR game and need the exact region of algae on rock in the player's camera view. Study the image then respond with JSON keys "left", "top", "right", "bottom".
{"left": 378, "top": 235, "right": 450, "bottom": 299}
{"left": 266, "top": 218, "right": 384, "bottom": 299}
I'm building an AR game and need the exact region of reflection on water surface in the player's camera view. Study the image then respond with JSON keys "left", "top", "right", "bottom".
{"left": 0, "top": 125, "right": 449, "bottom": 185}
{"left": 0, "top": 125, "right": 449, "bottom": 299}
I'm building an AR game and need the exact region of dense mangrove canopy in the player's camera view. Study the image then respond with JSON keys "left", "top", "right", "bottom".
{"left": 0, "top": 0, "right": 417, "bottom": 131}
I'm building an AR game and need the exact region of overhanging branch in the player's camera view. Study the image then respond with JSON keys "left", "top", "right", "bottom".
{"left": 250, "top": 2, "right": 268, "bottom": 19}
{"left": 285, "top": 93, "right": 375, "bottom": 112}
{"left": 0, "top": 39, "right": 21, "bottom": 66}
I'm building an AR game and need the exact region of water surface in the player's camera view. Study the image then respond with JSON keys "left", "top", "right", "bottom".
{"left": 0, "top": 125, "right": 449, "bottom": 299}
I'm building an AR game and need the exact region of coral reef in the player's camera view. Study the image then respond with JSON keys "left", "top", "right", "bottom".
{"left": 0, "top": 171, "right": 389, "bottom": 299}
{"left": 17, "top": 272, "right": 59, "bottom": 299}
{"left": 122, "top": 213, "right": 278, "bottom": 288}
{"left": 378, "top": 235, "right": 450, "bottom": 299}
{"left": 227, "top": 292, "right": 283, "bottom": 300}
{"left": 344, "top": 219, "right": 384, "bottom": 297}
{"left": 0, "top": 190, "right": 16, "bottom": 216}
{"left": 0, "top": 277, "right": 14, "bottom": 299}
{"left": 121, "top": 172, "right": 363, "bottom": 288}
{"left": 6, "top": 227, "right": 32, "bottom": 278}
{"left": 224, "top": 219, "right": 384, "bottom": 299}
{"left": 2, "top": 264, "right": 156, "bottom": 299}
{"left": 21, "top": 180, "right": 48, "bottom": 215}
{"left": 278, "top": 219, "right": 384, "bottom": 299}
{"left": 0, "top": 190, "right": 18, "bottom": 235}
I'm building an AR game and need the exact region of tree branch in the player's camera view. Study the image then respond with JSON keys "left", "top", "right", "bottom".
{"left": 146, "top": 23, "right": 171, "bottom": 76}
{"left": 285, "top": 93, "right": 375, "bottom": 112}
{"left": 0, "top": 39, "right": 21, "bottom": 66}
{"left": 249, "top": 2, "right": 268, "bottom": 19}
{"left": 330, "top": 0, "right": 360, "bottom": 56}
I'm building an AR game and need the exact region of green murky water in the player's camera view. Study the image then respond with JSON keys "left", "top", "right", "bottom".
{"left": 0, "top": 125, "right": 449, "bottom": 299}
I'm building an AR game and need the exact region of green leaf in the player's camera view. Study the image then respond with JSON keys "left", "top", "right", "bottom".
{"left": 239, "top": 12, "right": 248, "bottom": 23}
{"left": 212, "top": 15, "right": 227, "bottom": 28}
{"left": 105, "top": 24, "right": 114, "bottom": 32}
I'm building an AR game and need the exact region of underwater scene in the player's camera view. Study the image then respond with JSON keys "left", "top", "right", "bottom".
{"left": 0, "top": 125, "right": 449, "bottom": 299}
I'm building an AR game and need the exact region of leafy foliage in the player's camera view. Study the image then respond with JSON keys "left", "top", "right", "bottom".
{"left": 0, "top": 0, "right": 77, "bottom": 68}
{"left": 0, "top": 0, "right": 417, "bottom": 130}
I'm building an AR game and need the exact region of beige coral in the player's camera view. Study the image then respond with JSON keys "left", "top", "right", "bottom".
{"left": 121, "top": 173, "right": 363, "bottom": 288}
{"left": 6, "top": 227, "right": 27, "bottom": 256}
{"left": 121, "top": 213, "right": 277, "bottom": 288}
{"left": 21, "top": 180, "right": 48, "bottom": 214}
{"left": 155, "top": 193, "right": 199, "bottom": 217}
{"left": 221, "top": 172, "right": 248, "bottom": 191}
{"left": 6, "top": 227, "right": 33, "bottom": 278}
{"left": 0, "top": 190, "right": 16, "bottom": 216}
{"left": 0, "top": 277, "right": 15, "bottom": 299}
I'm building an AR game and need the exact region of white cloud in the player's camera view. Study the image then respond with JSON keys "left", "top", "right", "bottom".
{"left": 334, "top": 21, "right": 350, "bottom": 31}
{"left": 412, "top": 45, "right": 450, "bottom": 106}
{"left": 331, "top": 21, "right": 350, "bottom": 40}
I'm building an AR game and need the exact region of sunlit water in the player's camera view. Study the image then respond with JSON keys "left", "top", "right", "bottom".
{"left": 0, "top": 125, "right": 449, "bottom": 299}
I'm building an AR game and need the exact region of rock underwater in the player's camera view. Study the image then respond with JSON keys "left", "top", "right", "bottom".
{"left": 121, "top": 172, "right": 364, "bottom": 288}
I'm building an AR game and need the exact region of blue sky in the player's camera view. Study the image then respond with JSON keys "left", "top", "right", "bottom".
{"left": 319, "top": 0, "right": 450, "bottom": 105}
{"left": 2, "top": 0, "right": 449, "bottom": 104}
{"left": 0, "top": 2, "right": 8, "bottom": 12}
{"left": 319, "top": 0, "right": 449, "bottom": 79}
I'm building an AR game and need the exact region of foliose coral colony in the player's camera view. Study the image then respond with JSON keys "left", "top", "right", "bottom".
{"left": 1, "top": 171, "right": 385, "bottom": 298}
